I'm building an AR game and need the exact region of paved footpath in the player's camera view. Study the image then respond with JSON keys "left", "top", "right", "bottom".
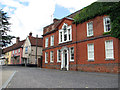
{"left": 0, "top": 66, "right": 16, "bottom": 89}
{"left": 2, "top": 66, "right": 119, "bottom": 88}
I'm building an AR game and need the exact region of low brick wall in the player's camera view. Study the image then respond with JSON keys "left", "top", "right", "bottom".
{"left": 70, "top": 63, "right": 119, "bottom": 73}
{"left": 43, "top": 64, "right": 61, "bottom": 70}
{"left": 43, "top": 63, "right": 119, "bottom": 73}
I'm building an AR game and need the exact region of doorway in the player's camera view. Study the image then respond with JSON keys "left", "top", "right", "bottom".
{"left": 61, "top": 47, "right": 69, "bottom": 71}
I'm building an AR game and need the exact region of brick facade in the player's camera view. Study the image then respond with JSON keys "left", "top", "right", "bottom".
{"left": 42, "top": 15, "right": 120, "bottom": 73}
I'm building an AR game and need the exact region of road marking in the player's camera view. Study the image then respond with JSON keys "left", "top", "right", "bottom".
{"left": 0, "top": 71, "right": 16, "bottom": 90}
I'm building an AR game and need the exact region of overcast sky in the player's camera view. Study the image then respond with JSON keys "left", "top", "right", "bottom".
{"left": 0, "top": 0, "right": 98, "bottom": 44}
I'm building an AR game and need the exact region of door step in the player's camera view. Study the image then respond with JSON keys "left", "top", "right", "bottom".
{"left": 61, "top": 68, "right": 67, "bottom": 71}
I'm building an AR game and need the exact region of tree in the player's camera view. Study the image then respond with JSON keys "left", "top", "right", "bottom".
{"left": 0, "top": 9, "right": 15, "bottom": 47}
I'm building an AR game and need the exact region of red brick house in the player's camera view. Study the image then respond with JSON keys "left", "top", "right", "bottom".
{"left": 42, "top": 11, "right": 120, "bottom": 73}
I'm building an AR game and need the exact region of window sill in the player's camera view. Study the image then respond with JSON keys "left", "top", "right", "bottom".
{"left": 50, "top": 45, "right": 54, "bottom": 47}
{"left": 59, "top": 40, "right": 72, "bottom": 44}
{"left": 105, "top": 58, "right": 114, "bottom": 60}
{"left": 50, "top": 61, "right": 54, "bottom": 63}
{"left": 104, "top": 31, "right": 111, "bottom": 33}
{"left": 57, "top": 61, "right": 61, "bottom": 63}
{"left": 87, "top": 35, "right": 94, "bottom": 38}
{"left": 70, "top": 60, "right": 74, "bottom": 62}
{"left": 88, "top": 59, "right": 94, "bottom": 62}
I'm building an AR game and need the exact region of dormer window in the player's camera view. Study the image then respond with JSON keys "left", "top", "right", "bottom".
{"left": 59, "top": 23, "right": 72, "bottom": 44}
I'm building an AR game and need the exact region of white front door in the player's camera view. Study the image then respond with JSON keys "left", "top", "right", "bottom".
{"left": 61, "top": 48, "right": 69, "bottom": 70}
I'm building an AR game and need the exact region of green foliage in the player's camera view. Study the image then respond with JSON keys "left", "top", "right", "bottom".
{"left": 73, "top": 2, "right": 120, "bottom": 39}
{"left": 0, "top": 9, "right": 15, "bottom": 47}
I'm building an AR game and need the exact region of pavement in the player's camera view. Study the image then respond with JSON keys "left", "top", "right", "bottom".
{"left": 0, "top": 66, "right": 16, "bottom": 90}
{"left": 1, "top": 66, "right": 119, "bottom": 89}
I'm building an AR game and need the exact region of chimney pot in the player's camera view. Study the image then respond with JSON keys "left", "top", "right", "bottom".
{"left": 29, "top": 32, "right": 32, "bottom": 37}
{"left": 16, "top": 37, "right": 20, "bottom": 44}
{"left": 53, "top": 18, "right": 59, "bottom": 23}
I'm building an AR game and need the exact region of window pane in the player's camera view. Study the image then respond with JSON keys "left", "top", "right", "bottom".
{"left": 104, "top": 17, "right": 111, "bottom": 32}
{"left": 105, "top": 40, "right": 114, "bottom": 59}
{"left": 88, "top": 44, "right": 94, "bottom": 60}
{"left": 87, "top": 22, "right": 93, "bottom": 36}
{"left": 70, "top": 47, "right": 74, "bottom": 60}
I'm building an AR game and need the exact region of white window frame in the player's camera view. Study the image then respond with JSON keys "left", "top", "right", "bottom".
{"left": 87, "top": 43, "right": 94, "bottom": 61}
{"left": 70, "top": 47, "right": 74, "bottom": 62}
{"left": 15, "top": 50, "right": 17, "bottom": 54}
{"left": 59, "top": 23, "right": 72, "bottom": 44}
{"left": 18, "top": 49, "right": 20, "bottom": 53}
{"left": 13, "top": 51, "right": 14, "bottom": 54}
{"left": 87, "top": 21, "right": 93, "bottom": 37}
{"left": 105, "top": 40, "right": 114, "bottom": 60}
{"left": 50, "top": 35, "right": 54, "bottom": 46}
{"left": 103, "top": 16, "right": 111, "bottom": 32}
{"left": 25, "top": 46, "right": 28, "bottom": 54}
{"left": 45, "top": 52, "right": 48, "bottom": 63}
{"left": 45, "top": 37, "right": 49, "bottom": 47}
{"left": 57, "top": 49, "right": 61, "bottom": 62}
{"left": 50, "top": 51, "right": 54, "bottom": 63}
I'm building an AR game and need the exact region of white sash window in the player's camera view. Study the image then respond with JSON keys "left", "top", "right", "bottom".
{"left": 87, "top": 43, "right": 94, "bottom": 61}
{"left": 105, "top": 40, "right": 114, "bottom": 59}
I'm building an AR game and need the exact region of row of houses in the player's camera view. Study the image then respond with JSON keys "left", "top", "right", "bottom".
{"left": 2, "top": 2, "right": 120, "bottom": 73}
{"left": 3, "top": 33, "right": 43, "bottom": 66}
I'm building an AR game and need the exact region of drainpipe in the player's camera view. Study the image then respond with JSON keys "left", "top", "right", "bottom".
{"left": 35, "top": 34, "right": 38, "bottom": 65}
{"left": 75, "top": 24, "right": 78, "bottom": 71}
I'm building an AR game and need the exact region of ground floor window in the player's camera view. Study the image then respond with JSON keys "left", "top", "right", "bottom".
{"left": 57, "top": 50, "right": 61, "bottom": 62}
{"left": 50, "top": 51, "right": 54, "bottom": 63}
{"left": 70, "top": 47, "right": 74, "bottom": 61}
{"left": 45, "top": 52, "right": 48, "bottom": 63}
{"left": 87, "top": 43, "right": 94, "bottom": 61}
{"left": 105, "top": 40, "right": 114, "bottom": 59}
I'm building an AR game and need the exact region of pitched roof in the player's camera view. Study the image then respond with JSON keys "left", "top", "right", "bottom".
{"left": 44, "top": 9, "right": 81, "bottom": 29}
{"left": 28, "top": 36, "right": 43, "bottom": 47}
{"left": 3, "top": 40, "right": 25, "bottom": 54}
{"left": 43, "top": 9, "right": 81, "bottom": 36}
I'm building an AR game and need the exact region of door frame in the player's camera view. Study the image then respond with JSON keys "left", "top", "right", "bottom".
{"left": 61, "top": 47, "right": 69, "bottom": 70}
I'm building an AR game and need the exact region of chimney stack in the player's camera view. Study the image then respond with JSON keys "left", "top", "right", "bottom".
{"left": 16, "top": 37, "right": 20, "bottom": 44}
{"left": 53, "top": 18, "right": 59, "bottom": 23}
{"left": 29, "top": 32, "right": 32, "bottom": 37}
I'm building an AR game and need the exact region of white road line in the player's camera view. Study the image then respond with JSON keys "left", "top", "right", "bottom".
{"left": 0, "top": 71, "right": 16, "bottom": 90}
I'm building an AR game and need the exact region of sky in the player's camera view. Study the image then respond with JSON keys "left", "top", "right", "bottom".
{"left": 0, "top": 0, "right": 98, "bottom": 44}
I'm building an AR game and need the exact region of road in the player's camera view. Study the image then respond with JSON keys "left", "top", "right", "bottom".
{"left": 2, "top": 66, "right": 119, "bottom": 88}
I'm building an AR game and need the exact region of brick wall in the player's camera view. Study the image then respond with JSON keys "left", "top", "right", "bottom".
{"left": 42, "top": 15, "right": 119, "bottom": 73}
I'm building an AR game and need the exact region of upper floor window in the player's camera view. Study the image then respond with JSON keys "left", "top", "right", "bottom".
{"left": 15, "top": 50, "right": 17, "bottom": 54}
{"left": 50, "top": 35, "right": 54, "bottom": 46}
{"left": 87, "top": 43, "right": 94, "bottom": 61}
{"left": 18, "top": 49, "right": 20, "bottom": 53}
{"left": 25, "top": 46, "right": 28, "bottom": 54}
{"left": 70, "top": 47, "right": 74, "bottom": 61}
{"left": 57, "top": 49, "right": 61, "bottom": 62}
{"left": 50, "top": 51, "right": 54, "bottom": 63}
{"left": 45, "top": 38, "right": 49, "bottom": 47}
{"left": 87, "top": 22, "right": 93, "bottom": 37}
{"left": 105, "top": 40, "right": 114, "bottom": 60}
{"left": 103, "top": 17, "right": 111, "bottom": 32}
{"left": 45, "top": 52, "right": 48, "bottom": 63}
{"left": 13, "top": 51, "right": 14, "bottom": 54}
{"left": 59, "top": 23, "right": 72, "bottom": 44}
